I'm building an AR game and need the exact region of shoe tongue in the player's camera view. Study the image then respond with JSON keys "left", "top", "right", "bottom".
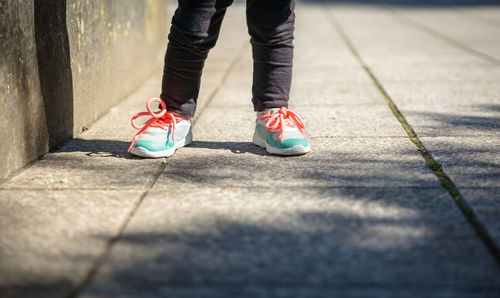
{"left": 267, "top": 108, "right": 281, "bottom": 113}
{"left": 260, "top": 108, "right": 281, "bottom": 117}
{"left": 257, "top": 108, "right": 279, "bottom": 119}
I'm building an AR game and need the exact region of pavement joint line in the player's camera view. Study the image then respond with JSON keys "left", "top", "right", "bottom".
{"left": 65, "top": 159, "right": 170, "bottom": 298}
{"left": 386, "top": 7, "right": 500, "bottom": 66}
{"left": 325, "top": 6, "right": 500, "bottom": 265}
{"left": 66, "top": 39, "right": 249, "bottom": 298}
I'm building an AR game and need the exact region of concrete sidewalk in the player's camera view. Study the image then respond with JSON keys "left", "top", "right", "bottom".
{"left": 1, "top": 1, "right": 500, "bottom": 297}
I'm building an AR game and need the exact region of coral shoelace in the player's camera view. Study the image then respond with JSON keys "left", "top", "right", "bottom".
{"left": 128, "top": 98, "right": 183, "bottom": 152}
{"left": 260, "top": 107, "right": 305, "bottom": 142}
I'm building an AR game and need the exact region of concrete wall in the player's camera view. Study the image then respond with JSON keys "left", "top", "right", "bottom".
{"left": 67, "top": 0, "right": 168, "bottom": 135}
{"left": 0, "top": 0, "right": 49, "bottom": 182}
{"left": 0, "top": 0, "right": 168, "bottom": 182}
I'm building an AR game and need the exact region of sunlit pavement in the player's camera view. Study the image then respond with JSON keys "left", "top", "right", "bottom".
{"left": 1, "top": 1, "right": 500, "bottom": 297}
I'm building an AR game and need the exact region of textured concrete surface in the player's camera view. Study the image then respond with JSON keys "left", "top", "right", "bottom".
{"left": 392, "top": 8, "right": 500, "bottom": 61}
{"left": 0, "top": 189, "right": 143, "bottom": 298}
{"left": 155, "top": 138, "right": 440, "bottom": 188}
{"left": 2, "top": 1, "right": 500, "bottom": 297}
{"left": 461, "top": 187, "right": 500, "bottom": 249}
{"left": 84, "top": 187, "right": 499, "bottom": 298}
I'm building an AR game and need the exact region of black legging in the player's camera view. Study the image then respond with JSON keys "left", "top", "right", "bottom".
{"left": 160, "top": 0, "right": 295, "bottom": 118}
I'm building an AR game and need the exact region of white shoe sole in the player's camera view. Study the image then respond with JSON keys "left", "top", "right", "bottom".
{"left": 253, "top": 132, "right": 310, "bottom": 156}
{"left": 130, "top": 130, "right": 193, "bottom": 158}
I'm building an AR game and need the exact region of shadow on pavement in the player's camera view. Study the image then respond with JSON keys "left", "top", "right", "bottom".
{"left": 190, "top": 141, "right": 268, "bottom": 156}
{"left": 406, "top": 104, "right": 500, "bottom": 135}
{"left": 3, "top": 139, "right": 500, "bottom": 296}
{"left": 0, "top": 280, "right": 73, "bottom": 298}
{"left": 55, "top": 139, "right": 269, "bottom": 158}
{"left": 56, "top": 139, "right": 132, "bottom": 159}
{"left": 83, "top": 185, "right": 500, "bottom": 296}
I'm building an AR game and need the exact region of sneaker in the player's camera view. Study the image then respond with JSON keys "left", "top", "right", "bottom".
{"left": 253, "top": 107, "right": 310, "bottom": 156}
{"left": 128, "top": 98, "right": 192, "bottom": 158}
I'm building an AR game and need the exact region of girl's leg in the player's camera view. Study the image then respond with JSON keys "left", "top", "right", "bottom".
{"left": 160, "top": 0, "right": 234, "bottom": 118}
{"left": 247, "top": 0, "right": 309, "bottom": 155}
{"left": 246, "top": 0, "right": 295, "bottom": 112}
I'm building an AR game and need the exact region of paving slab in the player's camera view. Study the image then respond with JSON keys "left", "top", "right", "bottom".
{"left": 0, "top": 189, "right": 142, "bottom": 298}
{"left": 294, "top": 5, "right": 362, "bottom": 70}
{"left": 331, "top": 5, "right": 500, "bottom": 251}
{"left": 458, "top": 6, "right": 500, "bottom": 25}
{"left": 298, "top": 105, "right": 408, "bottom": 137}
{"left": 82, "top": 186, "right": 500, "bottom": 297}
{"left": 391, "top": 7, "right": 500, "bottom": 61}
{"left": 211, "top": 66, "right": 383, "bottom": 108}
{"left": 194, "top": 105, "right": 408, "bottom": 141}
{"left": 196, "top": 5, "right": 248, "bottom": 113}
{"left": 0, "top": 150, "right": 164, "bottom": 190}
{"left": 291, "top": 80, "right": 383, "bottom": 106}
{"left": 387, "top": 102, "right": 500, "bottom": 137}
{"left": 292, "top": 6, "right": 380, "bottom": 107}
